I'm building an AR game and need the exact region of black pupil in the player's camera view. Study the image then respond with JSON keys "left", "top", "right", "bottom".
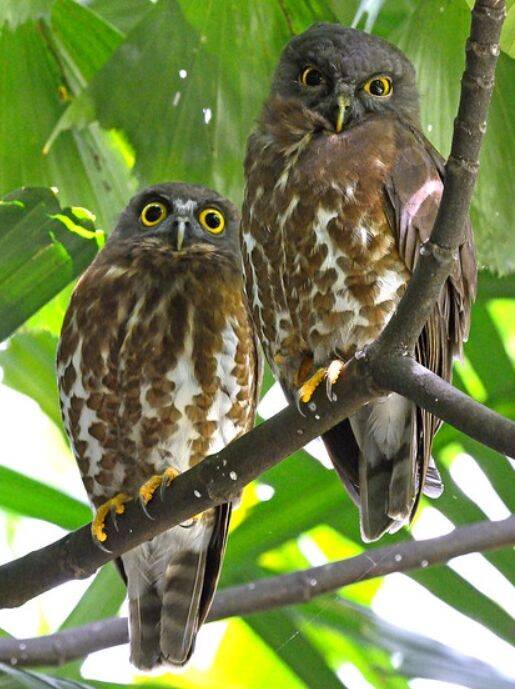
{"left": 144, "top": 204, "right": 163, "bottom": 223}
{"left": 305, "top": 69, "right": 322, "bottom": 86}
{"left": 370, "top": 79, "right": 386, "bottom": 96}
{"left": 205, "top": 212, "right": 221, "bottom": 229}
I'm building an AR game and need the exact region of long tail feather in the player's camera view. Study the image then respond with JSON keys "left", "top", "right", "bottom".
{"left": 160, "top": 549, "right": 207, "bottom": 665}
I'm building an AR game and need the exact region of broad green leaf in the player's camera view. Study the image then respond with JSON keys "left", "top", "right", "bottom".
{"left": 411, "top": 564, "right": 515, "bottom": 645}
{"left": 60, "top": 564, "right": 125, "bottom": 631}
{"left": 0, "top": 330, "right": 63, "bottom": 433}
{"left": 0, "top": 664, "right": 87, "bottom": 689}
{"left": 302, "top": 597, "right": 512, "bottom": 689}
{"left": 431, "top": 463, "right": 514, "bottom": 584}
{"left": 46, "top": 0, "right": 340, "bottom": 204}
{"left": 51, "top": 564, "right": 125, "bottom": 680}
{"left": 0, "top": 2, "right": 51, "bottom": 29}
{"left": 0, "top": 466, "right": 90, "bottom": 530}
{"left": 502, "top": 4, "right": 515, "bottom": 57}
{"left": 51, "top": 0, "right": 124, "bottom": 88}
{"left": 25, "top": 283, "right": 74, "bottom": 337}
{"left": 87, "top": 0, "right": 154, "bottom": 35}
{"left": 464, "top": 303, "right": 514, "bottom": 405}
{"left": 477, "top": 272, "right": 515, "bottom": 301}
{"left": 0, "top": 667, "right": 180, "bottom": 689}
{"left": 0, "top": 20, "right": 134, "bottom": 232}
{"left": 0, "top": 187, "right": 100, "bottom": 340}
{"left": 246, "top": 609, "right": 345, "bottom": 689}
{"left": 391, "top": 0, "right": 515, "bottom": 274}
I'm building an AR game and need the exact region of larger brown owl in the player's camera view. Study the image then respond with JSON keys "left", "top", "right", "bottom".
{"left": 241, "top": 24, "right": 476, "bottom": 542}
{"left": 57, "top": 183, "right": 259, "bottom": 668}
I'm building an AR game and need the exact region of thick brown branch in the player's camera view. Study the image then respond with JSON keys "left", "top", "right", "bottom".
{"left": 0, "top": 359, "right": 375, "bottom": 609}
{"left": 1, "top": 517, "right": 512, "bottom": 668}
{"left": 0, "top": 358, "right": 512, "bottom": 610}
{"left": 378, "top": 357, "right": 515, "bottom": 457}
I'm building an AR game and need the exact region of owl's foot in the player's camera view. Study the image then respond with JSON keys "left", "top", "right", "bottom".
{"left": 299, "top": 368, "right": 327, "bottom": 403}
{"left": 139, "top": 468, "right": 180, "bottom": 517}
{"left": 92, "top": 493, "right": 132, "bottom": 544}
{"left": 298, "top": 360, "right": 346, "bottom": 404}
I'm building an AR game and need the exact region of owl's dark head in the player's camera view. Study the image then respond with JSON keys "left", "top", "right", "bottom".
{"left": 111, "top": 182, "right": 240, "bottom": 255}
{"left": 270, "top": 23, "right": 420, "bottom": 132}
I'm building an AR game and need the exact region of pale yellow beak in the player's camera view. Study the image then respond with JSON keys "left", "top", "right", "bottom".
{"left": 335, "top": 95, "right": 350, "bottom": 133}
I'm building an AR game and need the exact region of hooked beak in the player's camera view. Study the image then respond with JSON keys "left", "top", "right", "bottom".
{"left": 173, "top": 218, "right": 187, "bottom": 250}
{"left": 335, "top": 95, "right": 351, "bottom": 133}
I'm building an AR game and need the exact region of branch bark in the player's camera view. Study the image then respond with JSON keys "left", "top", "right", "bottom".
{"left": 1, "top": 517, "right": 513, "bottom": 668}
{"left": 0, "top": 0, "right": 511, "bottom": 638}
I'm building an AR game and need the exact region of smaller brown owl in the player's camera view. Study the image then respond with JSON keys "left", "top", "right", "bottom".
{"left": 57, "top": 183, "right": 260, "bottom": 668}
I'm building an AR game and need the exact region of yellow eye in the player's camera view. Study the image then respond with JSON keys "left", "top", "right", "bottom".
{"left": 199, "top": 208, "right": 225, "bottom": 234}
{"left": 363, "top": 75, "right": 393, "bottom": 97}
{"left": 140, "top": 201, "right": 168, "bottom": 227}
{"left": 300, "top": 66, "right": 324, "bottom": 87}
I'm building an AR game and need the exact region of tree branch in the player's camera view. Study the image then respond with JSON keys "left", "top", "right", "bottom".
{"left": 381, "top": 357, "right": 515, "bottom": 457}
{"left": 0, "top": 356, "right": 512, "bottom": 610}
{"left": 0, "top": 0, "right": 511, "bottom": 613}
{"left": 1, "top": 517, "right": 512, "bottom": 668}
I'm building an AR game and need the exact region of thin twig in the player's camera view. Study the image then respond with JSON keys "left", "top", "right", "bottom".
{"left": 1, "top": 517, "right": 512, "bottom": 668}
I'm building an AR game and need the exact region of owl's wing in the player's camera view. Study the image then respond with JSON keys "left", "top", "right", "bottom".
{"left": 382, "top": 123, "right": 477, "bottom": 498}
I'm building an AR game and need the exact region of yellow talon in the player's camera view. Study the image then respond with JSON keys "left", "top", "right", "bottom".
{"left": 299, "top": 360, "right": 346, "bottom": 403}
{"left": 92, "top": 493, "right": 131, "bottom": 543}
{"left": 139, "top": 467, "right": 180, "bottom": 505}
{"left": 139, "top": 475, "right": 164, "bottom": 505}
{"left": 299, "top": 367, "right": 327, "bottom": 403}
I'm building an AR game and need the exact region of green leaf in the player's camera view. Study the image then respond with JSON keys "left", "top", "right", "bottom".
{"left": 0, "top": 20, "right": 134, "bottom": 232}
{"left": 0, "top": 1, "right": 51, "bottom": 29}
{"left": 0, "top": 330, "right": 63, "bottom": 433}
{"left": 0, "top": 466, "right": 90, "bottom": 530}
{"left": 0, "top": 664, "right": 88, "bottom": 689}
{"left": 464, "top": 303, "right": 514, "bottom": 405}
{"left": 411, "top": 564, "right": 515, "bottom": 645}
{"left": 87, "top": 0, "right": 154, "bottom": 35}
{"left": 50, "top": 0, "right": 124, "bottom": 88}
{"left": 50, "top": 564, "right": 125, "bottom": 679}
{"left": 390, "top": 0, "right": 515, "bottom": 274}
{"left": 246, "top": 609, "right": 345, "bottom": 689}
{"left": 60, "top": 564, "right": 125, "bottom": 631}
{"left": 47, "top": 0, "right": 346, "bottom": 204}
{"left": 0, "top": 187, "right": 100, "bottom": 340}
{"left": 302, "top": 597, "right": 513, "bottom": 689}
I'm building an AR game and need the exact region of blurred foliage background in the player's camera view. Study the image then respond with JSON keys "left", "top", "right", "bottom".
{"left": 0, "top": 1, "right": 513, "bottom": 688}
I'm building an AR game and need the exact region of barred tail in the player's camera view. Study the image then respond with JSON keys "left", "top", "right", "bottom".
{"left": 160, "top": 549, "right": 207, "bottom": 665}
{"left": 129, "top": 587, "right": 162, "bottom": 670}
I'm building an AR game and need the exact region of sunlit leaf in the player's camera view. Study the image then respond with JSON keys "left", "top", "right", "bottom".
{"left": 0, "top": 330, "right": 63, "bottom": 433}
{"left": 0, "top": 20, "right": 134, "bottom": 231}
{"left": 0, "top": 466, "right": 90, "bottom": 530}
{"left": 0, "top": 187, "right": 101, "bottom": 340}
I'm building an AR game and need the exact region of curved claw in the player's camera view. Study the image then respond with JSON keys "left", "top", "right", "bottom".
{"left": 139, "top": 494, "right": 155, "bottom": 520}
{"left": 325, "top": 360, "right": 346, "bottom": 401}
{"left": 159, "top": 467, "right": 180, "bottom": 501}
{"left": 179, "top": 514, "right": 201, "bottom": 529}
{"left": 91, "top": 493, "right": 131, "bottom": 544}
{"left": 294, "top": 391, "right": 307, "bottom": 417}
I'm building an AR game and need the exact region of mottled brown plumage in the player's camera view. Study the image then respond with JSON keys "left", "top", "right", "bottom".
{"left": 241, "top": 24, "right": 476, "bottom": 541}
{"left": 58, "top": 183, "right": 259, "bottom": 668}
